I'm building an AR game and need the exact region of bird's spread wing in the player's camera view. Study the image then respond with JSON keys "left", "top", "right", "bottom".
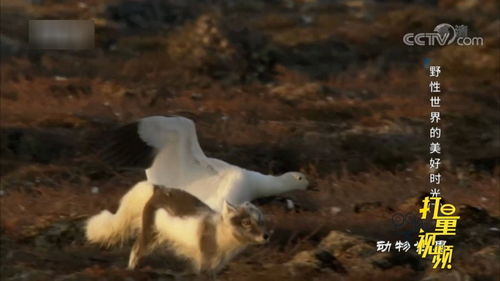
{"left": 102, "top": 116, "right": 227, "bottom": 188}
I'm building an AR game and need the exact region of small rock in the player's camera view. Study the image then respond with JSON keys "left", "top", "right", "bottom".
{"left": 330, "top": 206, "right": 341, "bottom": 215}
{"left": 354, "top": 201, "right": 382, "bottom": 213}
{"left": 54, "top": 76, "right": 68, "bottom": 81}
{"left": 288, "top": 250, "right": 318, "bottom": 267}
{"left": 270, "top": 82, "right": 322, "bottom": 102}
{"left": 191, "top": 92, "right": 203, "bottom": 100}
{"left": 301, "top": 15, "right": 314, "bottom": 24}
{"left": 285, "top": 250, "right": 318, "bottom": 274}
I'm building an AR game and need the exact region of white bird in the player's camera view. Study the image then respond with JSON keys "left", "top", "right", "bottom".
{"left": 102, "top": 116, "right": 309, "bottom": 211}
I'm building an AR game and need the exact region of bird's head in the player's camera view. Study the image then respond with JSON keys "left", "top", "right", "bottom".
{"left": 279, "top": 172, "right": 309, "bottom": 191}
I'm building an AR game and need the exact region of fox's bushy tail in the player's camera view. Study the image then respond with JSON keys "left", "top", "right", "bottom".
{"left": 86, "top": 181, "right": 154, "bottom": 246}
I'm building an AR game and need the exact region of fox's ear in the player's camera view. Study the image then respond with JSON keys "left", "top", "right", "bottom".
{"left": 222, "top": 200, "right": 238, "bottom": 216}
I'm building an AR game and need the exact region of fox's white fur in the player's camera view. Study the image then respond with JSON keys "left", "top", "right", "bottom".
{"left": 149, "top": 210, "right": 247, "bottom": 274}
{"left": 86, "top": 181, "right": 268, "bottom": 278}
{"left": 86, "top": 181, "right": 154, "bottom": 246}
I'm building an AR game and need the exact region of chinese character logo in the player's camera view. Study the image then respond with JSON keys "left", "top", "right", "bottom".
{"left": 416, "top": 195, "right": 460, "bottom": 269}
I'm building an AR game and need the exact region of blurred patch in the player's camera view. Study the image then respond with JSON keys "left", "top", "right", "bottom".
{"left": 29, "top": 20, "right": 94, "bottom": 50}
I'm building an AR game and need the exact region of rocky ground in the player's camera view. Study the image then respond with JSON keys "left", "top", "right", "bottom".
{"left": 1, "top": 0, "right": 499, "bottom": 280}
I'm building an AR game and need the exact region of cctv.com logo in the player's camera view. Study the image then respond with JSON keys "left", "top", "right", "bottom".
{"left": 403, "top": 23, "right": 483, "bottom": 46}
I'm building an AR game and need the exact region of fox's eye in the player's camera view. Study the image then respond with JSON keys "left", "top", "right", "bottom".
{"left": 242, "top": 218, "right": 251, "bottom": 228}
{"left": 298, "top": 176, "right": 302, "bottom": 180}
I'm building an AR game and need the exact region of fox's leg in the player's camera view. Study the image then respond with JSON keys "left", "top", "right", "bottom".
{"left": 128, "top": 239, "right": 142, "bottom": 269}
{"left": 198, "top": 258, "right": 218, "bottom": 281}
{"left": 129, "top": 185, "right": 157, "bottom": 270}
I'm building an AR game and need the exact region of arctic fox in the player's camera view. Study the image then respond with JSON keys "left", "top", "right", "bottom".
{"left": 86, "top": 181, "right": 269, "bottom": 278}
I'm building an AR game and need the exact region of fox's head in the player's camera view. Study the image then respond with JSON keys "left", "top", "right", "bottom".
{"left": 222, "top": 201, "right": 270, "bottom": 244}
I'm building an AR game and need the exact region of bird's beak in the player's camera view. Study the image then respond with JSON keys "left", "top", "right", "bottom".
{"left": 306, "top": 179, "right": 319, "bottom": 191}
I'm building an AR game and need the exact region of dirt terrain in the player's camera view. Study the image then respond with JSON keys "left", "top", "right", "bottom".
{"left": 1, "top": 0, "right": 499, "bottom": 280}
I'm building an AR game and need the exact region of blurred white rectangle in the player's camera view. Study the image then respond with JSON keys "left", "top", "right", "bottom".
{"left": 29, "top": 20, "right": 94, "bottom": 50}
